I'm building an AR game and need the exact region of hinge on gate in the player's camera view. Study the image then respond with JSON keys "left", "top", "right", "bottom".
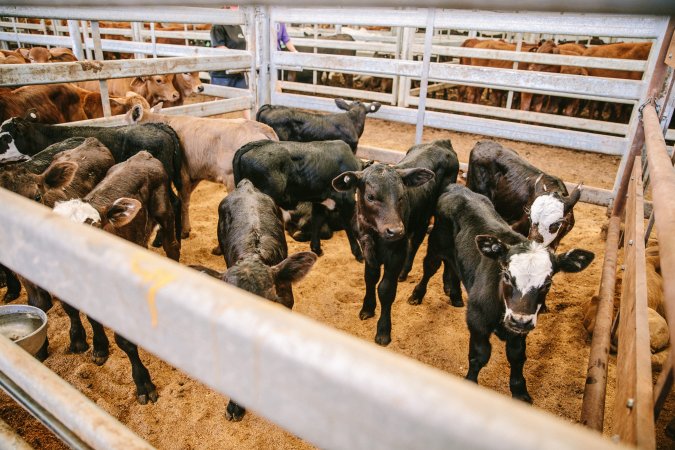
{"left": 638, "top": 97, "right": 660, "bottom": 120}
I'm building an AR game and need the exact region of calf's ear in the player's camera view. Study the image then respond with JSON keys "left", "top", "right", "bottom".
{"left": 126, "top": 104, "right": 144, "bottom": 124}
{"left": 332, "top": 171, "right": 362, "bottom": 191}
{"left": 150, "top": 102, "right": 163, "bottom": 113}
{"left": 367, "top": 102, "right": 381, "bottom": 114}
{"left": 334, "top": 98, "right": 350, "bottom": 111}
{"left": 397, "top": 167, "right": 435, "bottom": 187}
{"left": 475, "top": 235, "right": 509, "bottom": 260}
{"left": 106, "top": 197, "right": 142, "bottom": 228}
{"left": 564, "top": 183, "right": 582, "bottom": 210}
{"left": 130, "top": 77, "right": 146, "bottom": 88}
{"left": 272, "top": 251, "right": 318, "bottom": 283}
{"left": 41, "top": 161, "right": 78, "bottom": 190}
{"left": 555, "top": 249, "right": 594, "bottom": 273}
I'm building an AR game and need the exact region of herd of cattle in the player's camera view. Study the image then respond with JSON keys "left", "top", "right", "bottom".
{"left": 0, "top": 88, "right": 599, "bottom": 420}
{"left": 1, "top": 45, "right": 204, "bottom": 123}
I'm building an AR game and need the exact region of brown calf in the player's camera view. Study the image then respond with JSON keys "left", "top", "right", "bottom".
{"left": 27, "top": 47, "right": 78, "bottom": 63}
{"left": 162, "top": 72, "right": 204, "bottom": 108}
{"left": 82, "top": 91, "right": 151, "bottom": 119}
{"left": 53, "top": 150, "right": 180, "bottom": 404}
{"left": 0, "top": 84, "right": 88, "bottom": 123}
{"left": 126, "top": 103, "right": 278, "bottom": 238}
{"left": 520, "top": 40, "right": 588, "bottom": 115}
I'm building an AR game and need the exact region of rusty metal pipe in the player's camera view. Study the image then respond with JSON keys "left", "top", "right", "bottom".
{"left": 642, "top": 103, "right": 675, "bottom": 381}
{"left": 580, "top": 214, "right": 622, "bottom": 431}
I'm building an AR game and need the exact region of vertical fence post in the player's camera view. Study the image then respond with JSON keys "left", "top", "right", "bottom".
{"left": 245, "top": 5, "right": 258, "bottom": 117}
{"left": 257, "top": 6, "right": 271, "bottom": 106}
{"left": 66, "top": 19, "right": 84, "bottom": 60}
{"left": 268, "top": 7, "right": 278, "bottom": 104}
{"left": 90, "top": 20, "right": 112, "bottom": 118}
{"left": 396, "top": 26, "right": 412, "bottom": 108}
{"left": 391, "top": 26, "right": 403, "bottom": 106}
{"left": 414, "top": 8, "right": 435, "bottom": 145}
{"left": 80, "top": 20, "right": 92, "bottom": 59}
{"left": 505, "top": 32, "right": 523, "bottom": 110}
{"left": 131, "top": 22, "right": 144, "bottom": 60}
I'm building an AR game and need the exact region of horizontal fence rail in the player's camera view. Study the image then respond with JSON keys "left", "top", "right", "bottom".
{"left": 0, "top": 188, "right": 628, "bottom": 450}
{"left": 0, "top": 54, "right": 251, "bottom": 86}
{"left": 0, "top": 6, "right": 245, "bottom": 25}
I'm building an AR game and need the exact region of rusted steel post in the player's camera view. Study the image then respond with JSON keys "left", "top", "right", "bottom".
{"left": 642, "top": 103, "right": 675, "bottom": 380}
{"left": 580, "top": 214, "right": 621, "bottom": 431}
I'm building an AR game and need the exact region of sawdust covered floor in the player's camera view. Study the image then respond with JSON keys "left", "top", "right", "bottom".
{"left": 1, "top": 118, "right": 673, "bottom": 448}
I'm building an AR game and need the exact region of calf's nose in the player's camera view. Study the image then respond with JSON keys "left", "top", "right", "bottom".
{"left": 171, "top": 92, "right": 180, "bottom": 100}
{"left": 508, "top": 314, "right": 535, "bottom": 331}
{"left": 384, "top": 226, "right": 404, "bottom": 240}
{"left": 197, "top": 85, "right": 204, "bottom": 93}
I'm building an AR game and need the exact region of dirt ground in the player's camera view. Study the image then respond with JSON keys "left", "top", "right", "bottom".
{"left": 1, "top": 116, "right": 673, "bottom": 449}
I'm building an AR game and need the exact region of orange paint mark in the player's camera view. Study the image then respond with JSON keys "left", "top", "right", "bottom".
{"left": 130, "top": 253, "right": 177, "bottom": 327}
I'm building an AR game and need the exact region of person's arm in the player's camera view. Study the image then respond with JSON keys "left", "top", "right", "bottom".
{"left": 279, "top": 23, "right": 298, "bottom": 52}
{"left": 285, "top": 41, "right": 298, "bottom": 52}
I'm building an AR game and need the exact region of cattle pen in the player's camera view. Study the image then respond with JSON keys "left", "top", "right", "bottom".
{"left": 0, "top": 1, "right": 674, "bottom": 449}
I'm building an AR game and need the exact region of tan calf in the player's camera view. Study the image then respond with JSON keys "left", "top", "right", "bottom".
{"left": 162, "top": 72, "right": 204, "bottom": 107}
{"left": 125, "top": 103, "right": 278, "bottom": 237}
{"left": 78, "top": 75, "right": 179, "bottom": 106}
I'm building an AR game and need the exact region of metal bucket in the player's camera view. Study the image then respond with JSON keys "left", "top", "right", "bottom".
{"left": 0, "top": 305, "right": 48, "bottom": 356}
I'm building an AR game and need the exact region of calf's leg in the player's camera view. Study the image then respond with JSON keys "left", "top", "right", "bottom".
{"left": 1, "top": 265, "right": 21, "bottom": 302}
{"left": 375, "top": 262, "right": 403, "bottom": 346}
{"left": 399, "top": 226, "right": 427, "bottom": 281}
{"left": 309, "top": 203, "right": 327, "bottom": 257}
{"left": 506, "top": 334, "right": 532, "bottom": 403}
{"left": 87, "top": 316, "right": 110, "bottom": 365}
{"left": 442, "top": 261, "right": 464, "bottom": 307}
{"left": 408, "top": 250, "right": 442, "bottom": 305}
{"left": 61, "top": 302, "right": 88, "bottom": 354}
{"left": 360, "top": 262, "right": 380, "bottom": 321}
{"left": 114, "top": 333, "right": 157, "bottom": 404}
{"left": 466, "top": 329, "right": 492, "bottom": 383}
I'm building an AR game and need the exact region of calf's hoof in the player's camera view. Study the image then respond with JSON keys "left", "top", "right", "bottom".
{"left": 398, "top": 272, "right": 409, "bottom": 282}
{"left": 69, "top": 340, "right": 89, "bottom": 354}
{"left": 310, "top": 247, "right": 323, "bottom": 257}
{"left": 211, "top": 245, "right": 222, "bottom": 256}
{"left": 513, "top": 392, "right": 533, "bottom": 404}
{"left": 136, "top": 383, "right": 159, "bottom": 405}
{"left": 151, "top": 235, "right": 163, "bottom": 248}
{"left": 449, "top": 296, "right": 464, "bottom": 308}
{"left": 374, "top": 333, "right": 391, "bottom": 346}
{"left": 181, "top": 230, "right": 190, "bottom": 239}
{"left": 408, "top": 293, "right": 423, "bottom": 305}
{"left": 358, "top": 308, "right": 375, "bottom": 320}
{"left": 225, "top": 401, "right": 246, "bottom": 422}
{"left": 3, "top": 289, "right": 20, "bottom": 303}
{"left": 91, "top": 351, "right": 109, "bottom": 366}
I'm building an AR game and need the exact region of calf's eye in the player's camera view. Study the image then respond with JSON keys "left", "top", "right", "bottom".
{"left": 549, "top": 221, "right": 562, "bottom": 233}
{"left": 366, "top": 194, "right": 375, "bottom": 202}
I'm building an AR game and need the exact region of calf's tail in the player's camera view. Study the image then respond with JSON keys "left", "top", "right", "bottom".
{"left": 256, "top": 104, "right": 272, "bottom": 122}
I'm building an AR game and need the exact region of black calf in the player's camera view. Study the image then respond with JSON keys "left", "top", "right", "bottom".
{"left": 233, "top": 139, "right": 364, "bottom": 260}
{"left": 333, "top": 139, "right": 459, "bottom": 345}
{"left": 409, "top": 185, "right": 594, "bottom": 402}
{"left": 194, "top": 179, "right": 316, "bottom": 421}
{"left": 256, "top": 98, "right": 380, "bottom": 152}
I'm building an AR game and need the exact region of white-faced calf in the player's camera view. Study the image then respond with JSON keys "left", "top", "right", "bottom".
{"left": 53, "top": 151, "right": 180, "bottom": 404}
{"left": 466, "top": 140, "right": 581, "bottom": 250}
{"left": 409, "top": 185, "right": 593, "bottom": 403}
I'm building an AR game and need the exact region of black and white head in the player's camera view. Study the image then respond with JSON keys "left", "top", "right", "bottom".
{"left": 476, "top": 235, "right": 594, "bottom": 335}
{"left": 53, "top": 197, "right": 141, "bottom": 230}
{"left": 0, "top": 112, "right": 38, "bottom": 163}
{"left": 528, "top": 177, "right": 581, "bottom": 248}
{"left": 333, "top": 163, "right": 434, "bottom": 241}
{"left": 223, "top": 252, "right": 317, "bottom": 304}
{"left": 334, "top": 98, "right": 381, "bottom": 115}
